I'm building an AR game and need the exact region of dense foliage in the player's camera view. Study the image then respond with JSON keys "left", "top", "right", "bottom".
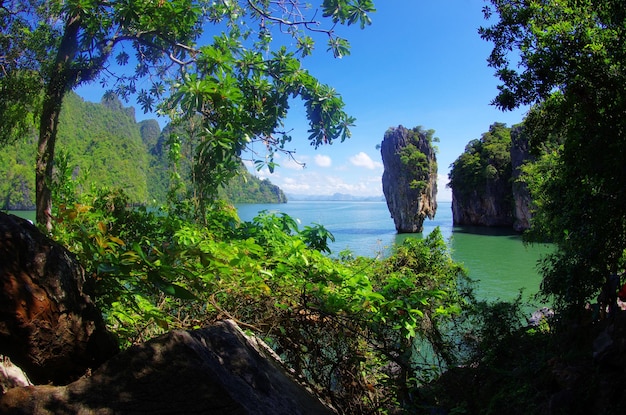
{"left": 49, "top": 185, "right": 471, "bottom": 413}
{"left": 218, "top": 168, "right": 287, "bottom": 204}
{"left": 448, "top": 122, "right": 512, "bottom": 203}
{"left": 0, "top": 0, "right": 375, "bottom": 229}
{"left": 0, "top": 92, "right": 285, "bottom": 209}
{"left": 0, "top": 92, "right": 147, "bottom": 208}
{"left": 481, "top": 0, "right": 626, "bottom": 310}
{"left": 396, "top": 127, "right": 438, "bottom": 192}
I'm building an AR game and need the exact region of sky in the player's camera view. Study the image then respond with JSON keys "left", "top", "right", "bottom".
{"left": 77, "top": 0, "right": 528, "bottom": 202}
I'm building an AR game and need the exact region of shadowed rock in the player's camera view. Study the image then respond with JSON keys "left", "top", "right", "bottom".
{"left": 0, "top": 212, "right": 118, "bottom": 384}
{"left": 0, "top": 320, "right": 336, "bottom": 415}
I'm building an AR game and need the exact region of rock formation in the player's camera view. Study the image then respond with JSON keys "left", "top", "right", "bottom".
{"left": 0, "top": 356, "right": 32, "bottom": 394}
{"left": 449, "top": 122, "right": 533, "bottom": 230}
{"left": 0, "top": 212, "right": 118, "bottom": 384}
{"left": 381, "top": 125, "right": 438, "bottom": 233}
{"left": 450, "top": 188, "right": 513, "bottom": 227}
{"left": 0, "top": 320, "right": 336, "bottom": 415}
{"left": 510, "top": 126, "right": 533, "bottom": 231}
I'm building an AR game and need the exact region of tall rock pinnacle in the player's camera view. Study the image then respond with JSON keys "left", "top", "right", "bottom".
{"left": 381, "top": 125, "right": 438, "bottom": 233}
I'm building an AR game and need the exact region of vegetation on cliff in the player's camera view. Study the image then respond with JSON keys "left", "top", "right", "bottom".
{"left": 448, "top": 122, "right": 516, "bottom": 227}
{"left": 449, "top": 122, "right": 511, "bottom": 203}
{"left": 380, "top": 126, "right": 438, "bottom": 233}
{"left": 0, "top": 92, "right": 286, "bottom": 209}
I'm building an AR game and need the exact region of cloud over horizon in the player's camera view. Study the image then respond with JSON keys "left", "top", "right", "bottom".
{"left": 349, "top": 152, "right": 383, "bottom": 170}
{"left": 315, "top": 154, "right": 332, "bottom": 167}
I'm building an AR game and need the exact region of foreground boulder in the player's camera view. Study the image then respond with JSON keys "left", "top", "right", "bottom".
{"left": 0, "top": 320, "right": 335, "bottom": 415}
{"left": 0, "top": 212, "right": 118, "bottom": 384}
{"left": 381, "top": 125, "right": 438, "bottom": 233}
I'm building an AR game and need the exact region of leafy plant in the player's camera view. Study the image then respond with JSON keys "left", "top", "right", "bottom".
{"left": 448, "top": 122, "right": 512, "bottom": 202}
{"left": 51, "top": 183, "right": 471, "bottom": 413}
{"left": 481, "top": 0, "right": 626, "bottom": 311}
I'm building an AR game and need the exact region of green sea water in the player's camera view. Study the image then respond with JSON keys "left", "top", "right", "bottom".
{"left": 237, "top": 201, "right": 551, "bottom": 303}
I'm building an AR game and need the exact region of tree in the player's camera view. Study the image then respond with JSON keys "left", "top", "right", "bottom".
{"left": 448, "top": 122, "right": 512, "bottom": 202}
{"left": 480, "top": 0, "right": 626, "bottom": 309}
{"left": 0, "top": 0, "right": 375, "bottom": 230}
{"left": 397, "top": 127, "right": 438, "bottom": 192}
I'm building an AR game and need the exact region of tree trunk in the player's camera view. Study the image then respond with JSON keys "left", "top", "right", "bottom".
{"left": 35, "top": 16, "right": 81, "bottom": 231}
{"left": 36, "top": 95, "right": 61, "bottom": 232}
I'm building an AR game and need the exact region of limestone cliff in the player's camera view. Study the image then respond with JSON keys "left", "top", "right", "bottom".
{"left": 449, "top": 122, "right": 533, "bottom": 231}
{"left": 381, "top": 126, "right": 437, "bottom": 233}
{"left": 510, "top": 126, "right": 533, "bottom": 231}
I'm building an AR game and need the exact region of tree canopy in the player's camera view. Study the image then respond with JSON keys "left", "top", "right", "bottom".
{"left": 0, "top": 0, "right": 375, "bottom": 229}
{"left": 481, "top": 0, "right": 626, "bottom": 309}
{"left": 448, "top": 122, "right": 512, "bottom": 202}
{"left": 0, "top": 91, "right": 286, "bottom": 209}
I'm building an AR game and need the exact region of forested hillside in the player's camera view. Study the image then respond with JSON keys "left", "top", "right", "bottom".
{"left": 0, "top": 93, "right": 286, "bottom": 210}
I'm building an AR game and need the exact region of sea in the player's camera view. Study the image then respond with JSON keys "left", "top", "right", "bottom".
{"left": 9, "top": 201, "right": 552, "bottom": 305}
{"left": 236, "top": 201, "right": 552, "bottom": 304}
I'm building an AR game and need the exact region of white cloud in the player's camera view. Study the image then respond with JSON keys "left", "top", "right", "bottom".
{"left": 282, "top": 158, "right": 306, "bottom": 170}
{"left": 279, "top": 176, "right": 311, "bottom": 192}
{"left": 349, "top": 152, "right": 383, "bottom": 170}
{"left": 314, "top": 154, "right": 332, "bottom": 167}
{"left": 437, "top": 174, "right": 452, "bottom": 202}
{"left": 253, "top": 169, "right": 379, "bottom": 196}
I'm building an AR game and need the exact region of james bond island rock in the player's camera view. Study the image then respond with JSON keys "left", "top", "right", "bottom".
{"left": 0, "top": 320, "right": 336, "bottom": 415}
{"left": 449, "top": 123, "right": 533, "bottom": 230}
{"left": 0, "top": 213, "right": 118, "bottom": 385}
{"left": 381, "top": 125, "right": 438, "bottom": 233}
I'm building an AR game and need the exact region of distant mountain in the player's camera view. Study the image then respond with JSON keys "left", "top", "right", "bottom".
{"left": 0, "top": 93, "right": 286, "bottom": 209}
{"left": 286, "top": 193, "right": 384, "bottom": 202}
{"left": 144, "top": 117, "right": 286, "bottom": 205}
{"left": 1, "top": 92, "right": 149, "bottom": 209}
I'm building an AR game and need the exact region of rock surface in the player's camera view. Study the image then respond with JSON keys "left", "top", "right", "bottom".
{"left": 0, "top": 356, "right": 32, "bottom": 394}
{"left": 381, "top": 126, "right": 437, "bottom": 233}
{"left": 0, "top": 320, "right": 336, "bottom": 415}
{"left": 450, "top": 123, "right": 533, "bottom": 230}
{"left": 0, "top": 212, "right": 118, "bottom": 384}
{"left": 510, "top": 126, "right": 533, "bottom": 231}
{"left": 451, "top": 188, "right": 514, "bottom": 227}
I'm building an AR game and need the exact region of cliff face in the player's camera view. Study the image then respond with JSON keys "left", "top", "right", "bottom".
{"left": 510, "top": 126, "right": 533, "bottom": 231}
{"left": 449, "top": 123, "right": 533, "bottom": 231}
{"left": 451, "top": 187, "right": 513, "bottom": 227}
{"left": 0, "top": 94, "right": 287, "bottom": 209}
{"left": 381, "top": 126, "right": 437, "bottom": 233}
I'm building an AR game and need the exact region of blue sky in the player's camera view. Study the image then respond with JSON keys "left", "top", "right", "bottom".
{"left": 77, "top": 0, "right": 527, "bottom": 202}
{"left": 247, "top": 0, "right": 528, "bottom": 201}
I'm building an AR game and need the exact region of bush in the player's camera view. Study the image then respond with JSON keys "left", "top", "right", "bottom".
{"left": 51, "top": 188, "right": 471, "bottom": 413}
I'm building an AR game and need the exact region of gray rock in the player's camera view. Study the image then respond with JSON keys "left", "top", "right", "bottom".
{"left": 381, "top": 126, "right": 437, "bottom": 233}
{"left": 0, "top": 320, "right": 336, "bottom": 415}
{"left": 510, "top": 126, "right": 533, "bottom": 231}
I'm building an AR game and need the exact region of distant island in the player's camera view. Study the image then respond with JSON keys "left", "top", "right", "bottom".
{"left": 286, "top": 193, "right": 385, "bottom": 202}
